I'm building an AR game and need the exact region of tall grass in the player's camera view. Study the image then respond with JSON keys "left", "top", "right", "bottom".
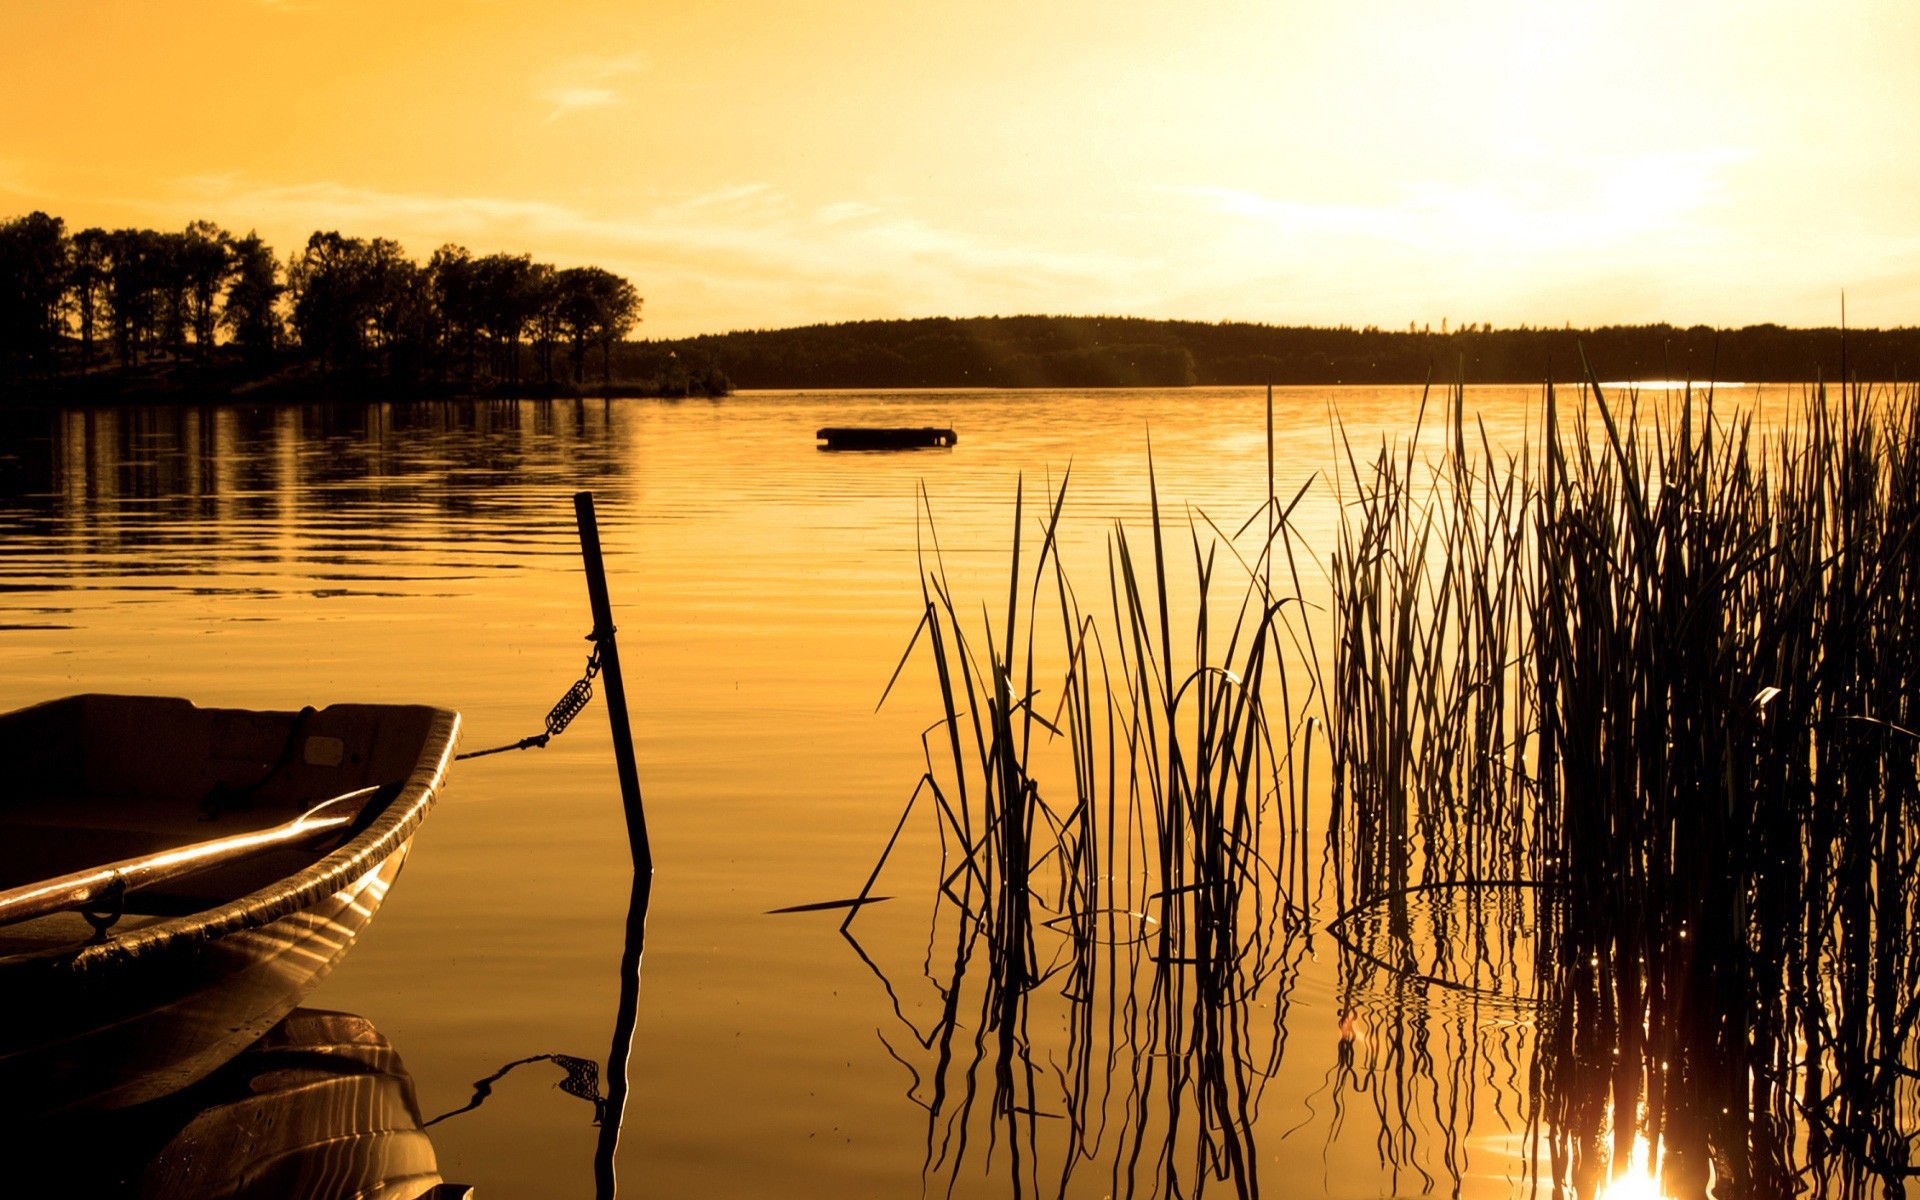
{"left": 849, "top": 396, "right": 1323, "bottom": 1195}
{"left": 1329, "top": 377, "right": 1538, "bottom": 911}
{"left": 1526, "top": 373, "right": 1780, "bottom": 1198}
{"left": 852, "top": 370, "right": 1920, "bottom": 1198}
{"left": 1334, "top": 369, "right": 1920, "bottom": 1198}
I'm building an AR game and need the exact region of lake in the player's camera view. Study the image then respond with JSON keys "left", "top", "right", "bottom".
{"left": 0, "top": 384, "right": 1789, "bottom": 1198}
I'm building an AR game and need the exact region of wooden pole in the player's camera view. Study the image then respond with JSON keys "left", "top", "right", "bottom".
{"left": 574, "top": 490, "right": 652, "bottom": 872}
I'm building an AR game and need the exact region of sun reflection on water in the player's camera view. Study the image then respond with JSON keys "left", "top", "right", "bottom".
{"left": 1596, "top": 1133, "right": 1671, "bottom": 1200}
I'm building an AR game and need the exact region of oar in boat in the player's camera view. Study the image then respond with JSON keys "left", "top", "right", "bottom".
{"left": 0, "top": 784, "right": 391, "bottom": 929}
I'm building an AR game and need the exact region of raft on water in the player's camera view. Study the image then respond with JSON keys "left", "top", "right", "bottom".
{"left": 816, "top": 426, "right": 957, "bottom": 451}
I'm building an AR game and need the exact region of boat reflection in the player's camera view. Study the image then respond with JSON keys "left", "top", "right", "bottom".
{"left": 11, "top": 1007, "right": 464, "bottom": 1199}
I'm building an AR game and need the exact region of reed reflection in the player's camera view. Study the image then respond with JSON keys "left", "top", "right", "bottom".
{"left": 847, "top": 444, "right": 1324, "bottom": 1196}
{"left": 848, "top": 883, "right": 1307, "bottom": 1199}
{"left": 1324, "top": 883, "right": 1539, "bottom": 1195}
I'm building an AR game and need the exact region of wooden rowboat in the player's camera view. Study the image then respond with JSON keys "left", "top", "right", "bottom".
{"left": 0, "top": 693, "right": 460, "bottom": 1114}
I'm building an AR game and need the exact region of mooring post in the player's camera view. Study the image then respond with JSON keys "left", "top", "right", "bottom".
{"left": 574, "top": 490, "right": 652, "bottom": 873}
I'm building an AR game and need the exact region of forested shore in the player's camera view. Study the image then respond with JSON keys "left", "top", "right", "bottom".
{"left": 0, "top": 211, "right": 728, "bottom": 403}
{"left": 637, "top": 314, "right": 1919, "bottom": 389}
{"left": 6, "top": 209, "right": 1911, "bottom": 404}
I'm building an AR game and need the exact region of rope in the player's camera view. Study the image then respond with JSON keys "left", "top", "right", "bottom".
{"left": 457, "top": 632, "right": 607, "bottom": 761}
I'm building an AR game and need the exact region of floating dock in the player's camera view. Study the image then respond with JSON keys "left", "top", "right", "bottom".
{"left": 816, "top": 426, "right": 958, "bottom": 451}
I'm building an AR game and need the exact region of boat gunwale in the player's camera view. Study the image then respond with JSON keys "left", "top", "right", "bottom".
{"left": 0, "top": 702, "right": 461, "bottom": 975}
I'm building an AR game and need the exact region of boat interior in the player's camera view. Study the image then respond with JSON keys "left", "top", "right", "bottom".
{"left": 0, "top": 694, "right": 441, "bottom": 954}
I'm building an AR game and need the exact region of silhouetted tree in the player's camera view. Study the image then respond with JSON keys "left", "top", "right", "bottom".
{"left": 104, "top": 227, "right": 162, "bottom": 368}
{"left": 427, "top": 245, "right": 480, "bottom": 384}
{"left": 222, "top": 232, "right": 283, "bottom": 362}
{"left": 179, "top": 220, "right": 232, "bottom": 359}
{"left": 68, "top": 227, "right": 109, "bottom": 368}
{"left": 289, "top": 231, "right": 438, "bottom": 380}
{"left": 2, "top": 207, "right": 680, "bottom": 394}
{"left": 471, "top": 253, "right": 543, "bottom": 386}
{"left": 556, "top": 267, "right": 597, "bottom": 383}
{"left": 288, "top": 231, "right": 357, "bottom": 371}
{"left": 368, "top": 248, "right": 435, "bottom": 385}
{"left": 526, "top": 263, "right": 562, "bottom": 385}
{"left": 288, "top": 231, "right": 393, "bottom": 373}
{"left": 0, "top": 211, "right": 70, "bottom": 378}
{"left": 147, "top": 229, "right": 195, "bottom": 358}
{"left": 553, "top": 266, "right": 641, "bottom": 385}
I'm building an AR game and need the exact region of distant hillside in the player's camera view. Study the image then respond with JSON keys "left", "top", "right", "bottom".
{"left": 621, "top": 315, "right": 1920, "bottom": 389}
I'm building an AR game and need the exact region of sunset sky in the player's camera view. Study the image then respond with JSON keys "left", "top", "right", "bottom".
{"left": 3, "top": 0, "right": 1916, "bottom": 338}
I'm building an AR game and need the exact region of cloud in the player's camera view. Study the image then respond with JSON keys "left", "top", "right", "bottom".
{"left": 163, "top": 174, "right": 1133, "bottom": 336}
{"left": 175, "top": 176, "right": 586, "bottom": 244}
{"left": 1162, "top": 187, "right": 1402, "bottom": 238}
{"left": 1168, "top": 149, "right": 1751, "bottom": 259}
{"left": 817, "top": 201, "right": 882, "bottom": 225}
{"left": 663, "top": 183, "right": 779, "bottom": 214}
{"left": 544, "top": 86, "right": 623, "bottom": 120}
{"left": 118, "top": 143, "right": 1907, "bottom": 339}
{"left": 0, "top": 158, "right": 39, "bottom": 201}
{"left": 539, "top": 53, "right": 647, "bottom": 120}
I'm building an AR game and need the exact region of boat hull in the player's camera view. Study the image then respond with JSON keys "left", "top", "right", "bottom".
{"left": 0, "top": 695, "right": 459, "bottom": 1114}
{"left": 1, "top": 847, "right": 411, "bottom": 1113}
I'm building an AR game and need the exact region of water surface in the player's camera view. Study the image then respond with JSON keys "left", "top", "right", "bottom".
{"left": 0, "top": 385, "right": 1747, "bottom": 1197}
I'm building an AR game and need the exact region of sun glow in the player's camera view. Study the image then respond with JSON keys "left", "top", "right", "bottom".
{"left": 4, "top": 0, "right": 1919, "bottom": 336}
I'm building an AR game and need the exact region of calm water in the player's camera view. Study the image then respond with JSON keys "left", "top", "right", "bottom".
{"left": 0, "top": 385, "right": 1774, "bottom": 1197}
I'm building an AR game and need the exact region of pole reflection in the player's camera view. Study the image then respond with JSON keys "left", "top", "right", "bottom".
{"left": 420, "top": 869, "right": 654, "bottom": 1200}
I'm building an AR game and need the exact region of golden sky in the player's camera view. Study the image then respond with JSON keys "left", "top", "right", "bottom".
{"left": 3, "top": 0, "right": 1916, "bottom": 338}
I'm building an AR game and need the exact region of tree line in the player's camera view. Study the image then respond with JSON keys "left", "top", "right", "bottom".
{"left": 0, "top": 211, "right": 645, "bottom": 394}
{"left": 11, "top": 209, "right": 1907, "bottom": 397}
{"left": 635, "top": 314, "right": 1920, "bottom": 389}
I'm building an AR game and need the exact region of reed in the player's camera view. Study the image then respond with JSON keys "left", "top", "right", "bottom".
{"left": 1329, "top": 376, "right": 1538, "bottom": 916}
{"left": 855, "top": 370, "right": 1920, "bottom": 1196}
{"left": 850, "top": 392, "right": 1323, "bottom": 1195}
{"left": 1331, "top": 368, "right": 1920, "bottom": 1198}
